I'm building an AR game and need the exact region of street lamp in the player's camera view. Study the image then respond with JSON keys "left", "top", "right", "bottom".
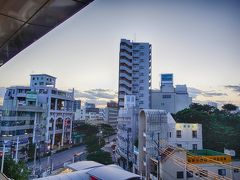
{"left": 1, "top": 140, "right": 9, "bottom": 173}
{"left": 98, "top": 131, "right": 103, "bottom": 146}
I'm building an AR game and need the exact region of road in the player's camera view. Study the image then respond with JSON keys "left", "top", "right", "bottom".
{"left": 28, "top": 145, "right": 85, "bottom": 172}
{"left": 28, "top": 134, "right": 116, "bottom": 173}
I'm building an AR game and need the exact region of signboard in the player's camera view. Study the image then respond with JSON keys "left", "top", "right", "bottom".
{"left": 26, "top": 91, "right": 37, "bottom": 101}
{"left": 161, "top": 74, "right": 173, "bottom": 81}
{"left": 161, "top": 74, "right": 173, "bottom": 84}
{"left": 224, "top": 148, "right": 236, "bottom": 156}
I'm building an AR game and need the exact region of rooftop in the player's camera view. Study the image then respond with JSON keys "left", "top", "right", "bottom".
{"left": 188, "top": 149, "right": 228, "bottom": 156}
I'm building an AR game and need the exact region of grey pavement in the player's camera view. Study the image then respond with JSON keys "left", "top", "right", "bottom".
{"left": 28, "top": 145, "right": 85, "bottom": 172}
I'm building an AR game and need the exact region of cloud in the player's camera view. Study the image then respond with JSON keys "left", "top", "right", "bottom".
{"left": 188, "top": 87, "right": 203, "bottom": 98}
{"left": 225, "top": 85, "right": 240, "bottom": 93}
{"left": 188, "top": 87, "right": 227, "bottom": 99}
{"left": 201, "top": 92, "right": 227, "bottom": 97}
{"left": 73, "top": 89, "right": 118, "bottom": 107}
{"left": 74, "top": 89, "right": 117, "bottom": 100}
{"left": 74, "top": 89, "right": 118, "bottom": 107}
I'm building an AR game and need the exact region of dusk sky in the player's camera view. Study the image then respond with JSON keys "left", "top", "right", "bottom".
{"left": 0, "top": 0, "right": 240, "bottom": 107}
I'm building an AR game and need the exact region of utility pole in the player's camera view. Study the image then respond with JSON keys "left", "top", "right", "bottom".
{"left": 126, "top": 128, "right": 130, "bottom": 171}
{"left": 33, "top": 143, "right": 37, "bottom": 176}
{"left": 1, "top": 142, "right": 6, "bottom": 173}
{"left": 157, "top": 132, "right": 160, "bottom": 180}
{"left": 15, "top": 137, "right": 19, "bottom": 163}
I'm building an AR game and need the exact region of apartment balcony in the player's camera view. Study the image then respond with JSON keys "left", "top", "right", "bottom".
{"left": 0, "top": 125, "right": 34, "bottom": 131}
{"left": 120, "top": 45, "right": 132, "bottom": 52}
{"left": 119, "top": 87, "right": 131, "bottom": 94}
{"left": 119, "top": 66, "right": 132, "bottom": 74}
{"left": 119, "top": 80, "right": 132, "bottom": 88}
{"left": 120, "top": 51, "right": 132, "bottom": 60}
{"left": 16, "top": 105, "right": 45, "bottom": 112}
{"left": 120, "top": 58, "right": 132, "bottom": 66}
{"left": 119, "top": 73, "right": 132, "bottom": 80}
{"left": 1, "top": 116, "right": 32, "bottom": 121}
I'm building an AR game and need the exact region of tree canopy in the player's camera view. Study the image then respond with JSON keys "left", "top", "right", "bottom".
{"left": 222, "top": 103, "right": 238, "bottom": 112}
{"left": 174, "top": 103, "right": 240, "bottom": 158}
{"left": 3, "top": 158, "right": 30, "bottom": 180}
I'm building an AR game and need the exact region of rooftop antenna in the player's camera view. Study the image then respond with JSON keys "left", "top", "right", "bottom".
{"left": 134, "top": 33, "right": 136, "bottom": 42}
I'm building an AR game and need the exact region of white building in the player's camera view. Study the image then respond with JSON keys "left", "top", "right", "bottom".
{"left": 117, "top": 95, "right": 138, "bottom": 170}
{"left": 105, "top": 101, "right": 118, "bottom": 129}
{"left": 151, "top": 74, "right": 192, "bottom": 113}
{"left": 74, "top": 104, "right": 105, "bottom": 123}
{"left": 118, "top": 39, "right": 152, "bottom": 109}
{"left": 137, "top": 109, "right": 202, "bottom": 179}
{"left": 0, "top": 74, "right": 74, "bottom": 159}
{"left": 159, "top": 148, "right": 240, "bottom": 180}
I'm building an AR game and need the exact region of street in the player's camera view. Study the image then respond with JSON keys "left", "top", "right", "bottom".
{"left": 28, "top": 145, "right": 85, "bottom": 172}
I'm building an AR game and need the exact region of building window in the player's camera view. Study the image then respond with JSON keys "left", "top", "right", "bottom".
{"left": 218, "top": 169, "right": 226, "bottom": 176}
{"left": 177, "top": 144, "right": 182, "bottom": 148}
{"left": 192, "top": 144, "right": 198, "bottom": 150}
{"left": 177, "top": 171, "right": 184, "bottom": 179}
{"left": 234, "top": 169, "right": 239, "bottom": 173}
{"left": 169, "top": 132, "right": 171, "bottom": 138}
{"left": 192, "top": 130, "right": 197, "bottom": 138}
{"left": 187, "top": 171, "right": 193, "bottom": 178}
{"left": 162, "top": 94, "right": 171, "bottom": 99}
{"left": 176, "top": 130, "right": 181, "bottom": 138}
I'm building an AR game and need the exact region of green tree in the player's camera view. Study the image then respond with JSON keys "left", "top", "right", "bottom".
{"left": 99, "top": 123, "right": 115, "bottom": 137}
{"left": 222, "top": 103, "right": 238, "bottom": 112}
{"left": 175, "top": 104, "right": 240, "bottom": 157}
{"left": 87, "top": 150, "right": 113, "bottom": 165}
{"left": 3, "top": 158, "right": 30, "bottom": 180}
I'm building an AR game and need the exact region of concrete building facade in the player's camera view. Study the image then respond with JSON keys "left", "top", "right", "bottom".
{"left": 151, "top": 74, "right": 192, "bottom": 113}
{"left": 118, "top": 39, "right": 152, "bottom": 109}
{"left": 117, "top": 95, "right": 138, "bottom": 170}
{"left": 0, "top": 74, "right": 74, "bottom": 159}
{"left": 105, "top": 101, "right": 118, "bottom": 129}
{"left": 137, "top": 109, "right": 202, "bottom": 179}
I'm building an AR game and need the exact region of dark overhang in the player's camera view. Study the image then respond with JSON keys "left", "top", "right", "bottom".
{"left": 0, "top": 0, "right": 94, "bottom": 67}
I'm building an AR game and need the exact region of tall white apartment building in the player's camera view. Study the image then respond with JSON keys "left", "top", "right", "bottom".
{"left": 117, "top": 95, "right": 138, "bottom": 170}
{"left": 151, "top": 74, "right": 192, "bottom": 113}
{"left": 118, "top": 39, "right": 152, "bottom": 109}
{"left": 0, "top": 74, "right": 74, "bottom": 159}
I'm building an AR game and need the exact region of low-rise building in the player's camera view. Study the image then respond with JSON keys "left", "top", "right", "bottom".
{"left": 137, "top": 109, "right": 202, "bottom": 179}
{"left": 151, "top": 74, "right": 192, "bottom": 113}
{"left": 0, "top": 74, "right": 74, "bottom": 159}
{"left": 160, "top": 148, "right": 240, "bottom": 180}
{"left": 73, "top": 100, "right": 81, "bottom": 112}
{"left": 117, "top": 95, "right": 138, "bottom": 170}
{"left": 105, "top": 101, "right": 118, "bottom": 129}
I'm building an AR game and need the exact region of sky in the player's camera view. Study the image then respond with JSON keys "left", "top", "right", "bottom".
{"left": 0, "top": 0, "right": 240, "bottom": 107}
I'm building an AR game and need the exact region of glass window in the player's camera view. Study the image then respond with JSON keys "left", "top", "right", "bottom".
{"left": 177, "top": 171, "right": 184, "bottom": 179}
{"left": 218, "top": 169, "right": 226, "bottom": 176}
{"left": 163, "top": 94, "right": 171, "bottom": 98}
{"left": 187, "top": 171, "right": 193, "bottom": 178}
{"left": 177, "top": 144, "right": 182, "bottom": 148}
{"left": 176, "top": 130, "right": 181, "bottom": 138}
{"left": 192, "top": 130, "right": 197, "bottom": 138}
{"left": 234, "top": 169, "right": 239, "bottom": 173}
{"left": 192, "top": 144, "right": 198, "bottom": 150}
